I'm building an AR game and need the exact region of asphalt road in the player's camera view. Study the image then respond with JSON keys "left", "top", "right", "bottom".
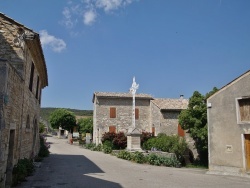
{"left": 17, "top": 135, "right": 250, "bottom": 188}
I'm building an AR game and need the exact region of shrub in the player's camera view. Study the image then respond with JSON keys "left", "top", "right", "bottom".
{"left": 85, "top": 143, "right": 95, "bottom": 149}
{"left": 103, "top": 140, "right": 113, "bottom": 148}
{"left": 92, "top": 144, "right": 102, "bottom": 151}
{"left": 146, "top": 153, "right": 161, "bottom": 166}
{"left": 143, "top": 135, "right": 187, "bottom": 164}
{"left": 103, "top": 146, "right": 112, "bottom": 154}
{"left": 101, "top": 132, "right": 116, "bottom": 143}
{"left": 141, "top": 131, "right": 153, "bottom": 146}
{"left": 131, "top": 151, "right": 145, "bottom": 164}
{"left": 112, "top": 132, "right": 127, "bottom": 149}
{"left": 160, "top": 156, "right": 181, "bottom": 167}
{"left": 102, "top": 132, "right": 127, "bottom": 150}
{"left": 12, "top": 158, "right": 34, "bottom": 186}
{"left": 117, "top": 150, "right": 132, "bottom": 160}
{"left": 38, "top": 136, "right": 50, "bottom": 158}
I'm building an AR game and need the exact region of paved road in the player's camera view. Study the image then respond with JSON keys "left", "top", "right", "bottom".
{"left": 17, "top": 135, "right": 250, "bottom": 188}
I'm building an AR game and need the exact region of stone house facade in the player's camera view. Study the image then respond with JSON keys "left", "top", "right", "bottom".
{"left": 92, "top": 92, "right": 189, "bottom": 145}
{"left": 207, "top": 70, "right": 250, "bottom": 177}
{"left": 0, "top": 13, "right": 48, "bottom": 187}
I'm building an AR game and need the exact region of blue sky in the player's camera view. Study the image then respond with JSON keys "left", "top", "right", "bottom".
{"left": 1, "top": 0, "right": 250, "bottom": 110}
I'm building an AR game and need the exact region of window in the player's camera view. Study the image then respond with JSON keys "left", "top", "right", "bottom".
{"left": 39, "top": 89, "right": 42, "bottom": 104}
{"left": 237, "top": 98, "right": 250, "bottom": 122}
{"left": 135, "top": 108, "right": 139, "bottom": 119}
{"left": 29, "top": 62, "right": 34, "bottom": 92}
{"left": 110, "top": 107, "right": 116, "bottom": 118}
{"left": 109, "top": 126, "right": 116, "bottom": 133}
{"left": 26, "top": 115, "right": 30, "bottom": 129}
{"left": 35, "top": 76, "right": 39, "bottom": 99}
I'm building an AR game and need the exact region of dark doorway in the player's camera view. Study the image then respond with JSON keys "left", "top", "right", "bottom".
{"left": 5, "top": 130, "right": 15, "bottom": 186}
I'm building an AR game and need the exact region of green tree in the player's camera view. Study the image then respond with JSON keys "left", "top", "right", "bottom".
{"left": 49, "top": 109, "right": 76, "bottom": 132}
{"left": 178, "top": 87, "right": 218, "bottom": 164}
{"left": 77, "top": 117, "right": 93, "bottom": 135}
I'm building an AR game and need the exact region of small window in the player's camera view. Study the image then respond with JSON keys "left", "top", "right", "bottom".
{"left": 29, "top": 62, "right": 34, "bottom": 92}
{"left": 135, "top": 108, "right": 139, "bottom": 119}
{"left": 109, "top": 126, "right": 116, "bottom": 133}
{"left": 110, "top": 107, "right": 116, "bottom": 118}
{"left": 26, "top": 115, "right": 30, "bottom": 129}
{"left": 35, "top": 76, "right": 39, "bottom": 99}
{"left": 238, "top": 98, "right": 250, "bottom": 122}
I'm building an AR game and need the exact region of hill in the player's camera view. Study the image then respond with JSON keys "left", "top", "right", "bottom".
{"left": 40, "top": 107, "right": 93, "bottom": 122}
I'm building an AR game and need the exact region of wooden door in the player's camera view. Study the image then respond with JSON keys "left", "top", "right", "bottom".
{"left": 245, "top": 134, "right": 250, "bottom": 171}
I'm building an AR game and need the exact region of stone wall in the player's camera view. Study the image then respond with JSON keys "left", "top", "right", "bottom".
{"left": 93, "top": 97, "right": 151, "bottom": 144}
{"left": 150, "top": 102, "right": 179, "bottom": 136}
{"left": 0, "top": 14, "right": 44, "bottom": 187}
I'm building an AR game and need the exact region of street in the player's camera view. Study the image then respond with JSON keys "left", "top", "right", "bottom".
{"left": 17, "top": 135, "right": 250, "bottom": 188}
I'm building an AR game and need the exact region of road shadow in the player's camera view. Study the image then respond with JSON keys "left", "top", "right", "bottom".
{"left": 16, "top": 154, "right": 122, "bottom": 188}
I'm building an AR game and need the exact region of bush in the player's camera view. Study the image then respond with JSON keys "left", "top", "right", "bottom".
{"left": 112, "top": 132, "right": 127, "bottom": 149}
{"left": 102, "top": 132, "right": 127, "bottom": 150}
{"left": 131, "top": 151, "right": 145, "bottom": 164}
{"left": 146, "top": 153, "right": 161, "bottom": 166}
{"left": 117, "top": 150, "right": 132, "bottom": 160}
{"left": 92, "top": 144, "right": 102, "bottom": 151}
{"left": 143, "top": 135, "right": 187, "bottom": 163}
{"left": 38, "top": 136, "right": 50, "bottom": 158}
{"left": 103, "top": 146, "right": 113, "bottom": 154}
{"left": 101, "top": 132, "right": 116, "bottom": 143}
{"left": 160, "top": 156, "right": 181, "bottom": 167}
{"left": 140, "top": 131, "right": 153, "bottom": 146}
{"left": 85, "top": 143, "right": 95, "bottom": 149}
{"left": 12, "top": 158, "right": 34, "bottom": 186}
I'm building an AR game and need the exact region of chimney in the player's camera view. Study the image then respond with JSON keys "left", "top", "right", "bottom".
{"left": 180, "top": 95, "right": 184, "bottom": 100}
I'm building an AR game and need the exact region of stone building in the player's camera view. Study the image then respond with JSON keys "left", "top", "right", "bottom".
{"left": 207, "top": 70, "right": 250, "bottom": 177}
{"left": 0, "top": 13, "right": 48, "bottom": 187}
{"left": 92, "top": 92, "right": 188, "bottom": 145}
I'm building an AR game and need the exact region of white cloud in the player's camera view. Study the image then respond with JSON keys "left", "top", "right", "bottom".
{"left": 39, "top": 30, "right": 66, "bottom": 53}
{"left": 96, "top": 0, "right": 123, "bottom": 12}
{"left": 61, "top": 7, "right": 75, "bottom": 28}
{"left": 84, "top": 10, "right": 97, "bottom": 25}
{"left": 61, "top": 0, "right": 138, "bottom": 27}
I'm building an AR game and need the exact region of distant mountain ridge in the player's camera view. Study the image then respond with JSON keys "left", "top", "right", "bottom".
{"left": 40, "top": 107, "right": 93, "bottom": 121}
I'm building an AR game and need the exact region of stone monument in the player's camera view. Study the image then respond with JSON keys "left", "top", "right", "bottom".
{"left": 127, "top": 77, "right": 142, "bottom": 151}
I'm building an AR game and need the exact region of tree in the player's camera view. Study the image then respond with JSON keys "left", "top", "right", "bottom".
{"left": 178, "top": 87, "right": 218, "bottom": 164}
{"left": 49, "top": 109, "right": 76, "bottom": 132}
{"left": 77, "top": 117, "right": 93, "bottom": 135}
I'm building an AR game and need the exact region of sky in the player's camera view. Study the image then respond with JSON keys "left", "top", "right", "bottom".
{"left": 1, "top": 0, "right": 250, "bottom": 110}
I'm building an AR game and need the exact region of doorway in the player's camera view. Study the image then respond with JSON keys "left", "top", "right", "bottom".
{"left": 5, "top": 130, "right": 15, "bottom": 186}
{"left": 245, "top": 134, "right": 250, "bottom": 171}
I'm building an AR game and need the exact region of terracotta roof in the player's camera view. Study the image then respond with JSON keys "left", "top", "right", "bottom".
{"left": 151, "top": 98, "right": 189, "bottom": 111}
{"left": 93, "top": 92, "right": 153, "bottom": 102}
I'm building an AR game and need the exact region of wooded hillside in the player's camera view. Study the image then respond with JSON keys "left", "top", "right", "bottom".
{"left": 41, "top": 107, "right": 93, "bottom": 121}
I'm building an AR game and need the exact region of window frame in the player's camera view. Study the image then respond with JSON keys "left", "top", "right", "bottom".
{"left": 236, "top": 97, "right": 250, "bottom": 125}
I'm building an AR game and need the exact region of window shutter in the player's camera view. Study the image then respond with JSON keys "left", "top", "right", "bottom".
{"left": 178, "top": 124, "right": 185, "bottom": 137}
{"left": 110, "top": 107, "right": 116, "bottom": 118}
{"left": 135, "top": 108, "right": 139, "bottom": 119}
{"left": 239, "top": 99, "right": 250, "bottom": 121}
{"left": 109, "top": 126, "right": 116, "bottom": 133}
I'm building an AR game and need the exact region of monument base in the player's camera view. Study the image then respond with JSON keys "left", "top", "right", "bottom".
{"left": 127, "top": 128, "right": 142, "bottom": 151}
